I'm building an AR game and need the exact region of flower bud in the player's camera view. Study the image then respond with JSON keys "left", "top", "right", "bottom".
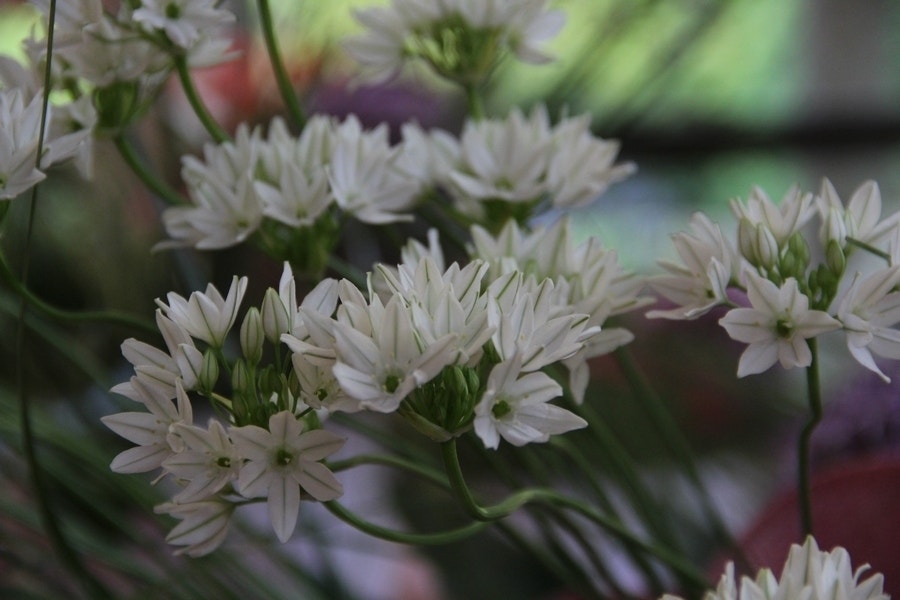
{"left": 240, "top": 307, "right": 265, "bottom": 365}
{"left": 198, "top": 349, "right": 220, "bottom": 394}
{"left": 231, "top": 358, "right": 251, "bottom": 396}
{"left": 261, "top": 288, "right": 291, "bottom": 343}
{"left": 826, "top": 239, "right": 846, "bottom": 277}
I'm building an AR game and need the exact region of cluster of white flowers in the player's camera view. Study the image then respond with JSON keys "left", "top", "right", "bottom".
{"left": 160, "top": 115, "right": 420, "bottom": 255}
{"left": 104, "top": 246, "right": 613, "bottom": 552}
{"left": 662, "top": 536, "right": 888, "bottom": 600}
{"left": 344, "top": 0, "right": 565, "bottom": 85}
{"left": 103, "top": 271, "right": 345, "bottom": 555}
{"left": 648, "top": 180, "right": 900, "bottom": 381}
{"left": 446, "top": 106, "right": 636, "bottom": 221}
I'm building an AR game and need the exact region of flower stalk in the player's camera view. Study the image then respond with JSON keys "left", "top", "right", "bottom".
{"left": 799, "top": 337, "right": 823, "bottom": 538}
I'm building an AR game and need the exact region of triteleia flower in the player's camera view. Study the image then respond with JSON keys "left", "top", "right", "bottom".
{"left": 155, "top": 499, "right": 234, "bottom": 557}
{"left": 103, "top": 377, "right": 194, "bottom": 473}
{"left": 730, "top": 184, "right": 815, "bottom": 248}
{"left": 163, "top": 420, "right": 240, "bottom": 503}
{"left": 837, "top": 265, "right": 900, "bottom": 382}
{"left": 474, "top": 354, "right": 586, "bottom": 449}
{"left": 133, "top": 0, "right": 236, "bottom": 51}
{"left": 660, "top": 536, "right": 888, "bottom": 600}
{"left": 647, "top": 212, "right": 738, "bottom": 320}
{"left": 719, "top": 272, "right": 841, "bottom": 376}
{"left": 156, "top": 275, "right": 248, "bottom": 348}
{"left": 816, "top": 178, "right": 900, "bottom": 251}
{"left": 230, "top": 411, "right": 344, "bottom": 543}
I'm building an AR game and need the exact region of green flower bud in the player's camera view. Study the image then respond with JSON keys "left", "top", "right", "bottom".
{"left": 240, "top": 307, "right": 265, "bottom": 365}
{"left": 260, "top": 288, "right": 291, "bottom": 344}
{"left": 198, "top": 349, "right": 220, "bottom": 394}
{"left": 231, "top": 359, "right": 252, "bottom": 396}
{"left": 93, "top": 81, "right": 141, "bottom": 131}
{"left": 826, "top": 239, "right": 846, "bottom": 277}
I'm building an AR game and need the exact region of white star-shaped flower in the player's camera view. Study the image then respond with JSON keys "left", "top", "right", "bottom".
{"left": 837, "top": 265, "right": 900, "bottom": 382}
{"left": 156, "top": 275, "right": 248, "bottom": 348}
{"left": 718, "top": 272, "right": 840, "bottom": 377}
{"left": 474, "top": 355, "right": 586, "bottom": 449}
{"left": 163, "top": 420, "right": 240, "bottom": 503}
{"left": 230, "top": 411, "right": 344, "bottom": 543}
{"left": 155, "top": 499, "right": 234, "bottom": 557}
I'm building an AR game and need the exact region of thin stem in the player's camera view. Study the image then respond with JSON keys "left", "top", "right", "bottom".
{"left": 174, "top": 55, "right": 229, "bottom": 143}
{"left": 612, "top": 348, "right": 747, "bottom": 567}
{"left": 113, "top": 134, "right": 185, "bottom": 206}
{"left": 440, "top": 440, "right": 708, "bottom": 590}
{"left": 0, "top": 252, "right": 156, "bottom": 335}
{"left": 257, "top": 0, "right": 306, "bottom": 129}
{"left": 324, "top": 501, "right": 487, "bottom": 545}
{"left": 16, "top": 2, "right": 113, "bottom": 597}
{"left": 464, "top": 83, "right": 485, "bottom": 119}
{"left": 799, "top": 338, "right": 823, "bottom": 538}
{"left": 846, "top": 236, "right": 891, "bottom": 263}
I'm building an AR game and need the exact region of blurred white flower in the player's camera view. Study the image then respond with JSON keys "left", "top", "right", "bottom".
{"left": 817, "top": 178, "right": 900, "bottom": 251}
{"left": 647, "top": 213, "right": 738, "bottom": 320}
{"left": 474, "top": 355, "right": 585, "bottom": 449}
{"left": 133, "top": 0, "right": 236, "bottom": 51}
{"left": 730, "top": 184, "right": 815, "bottom": 247}
{"left": 155, "top": 499, "right": 234, "bottom": 557}
{"left": 344, "top": 0, "right": 564, "bottom": 83}
{"left": 837, "top": 264, "right": 900, "bottom": 382}
{"left": 719, "top": 272, "right": 840, "bottom": 377}
{"left": 661, "top": 536, "right": 888, "bottom": 600}
{"left": 230, "top": 411, "right": 344, "bottom": 543}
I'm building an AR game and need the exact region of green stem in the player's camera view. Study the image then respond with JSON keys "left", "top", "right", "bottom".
{"left": 846, "top": 236, "right": 891, "bottom": 263}
{"left": 440, "top": 440, "right": 708, "bottom": 590}
{"left": 257, "top": 0, "right": 306, "bottom": 129}
{"left": 174, "top": 55, "right": 229, "bottom": 143}
{"left": 324, "top": 501, "right": 487, "bottom": 544}
{"left": 613, "top": 347, "right": 746, "bottom": 566}
{"left": 464, "top": 83, "right": 485, "bottom": 119}
{"left": 113, "top": 135, "right": 185, "bottom": 206}
{"left": 15, "top": 3, "right": 113, "bottom": 597}
{"left": 0, "top": 252, "right": 156, "bottom": 335}
{"left": 799, "top": 338, "right": 823, "bottom": 538}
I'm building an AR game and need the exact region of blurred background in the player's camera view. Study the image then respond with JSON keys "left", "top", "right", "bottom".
{"left": 1, "top": 1, "right": 898, "bottom": 598}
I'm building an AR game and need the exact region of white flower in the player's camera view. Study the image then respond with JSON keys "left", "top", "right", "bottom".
{"left": 544, "top": 112, "right": 635, "bottom": 208}
{"left": 118, "top": 310, "right": 204, "bottom": 396}
{"left": 837, "top": 265, "right": 900, "bottom": 382}
{"left": 817, "top": 178, "right": 900, "bottom": 250}
{"left": 661, "top": 536, "right": 888, "bottom": 600}
{"left": 255, "top": 160, "right": 332, "bottom": 228}
{"left": 155, "top": 499, "right": 234, "bottom": 557}
{"left": 488, "top": 273, "right": 596, "bottom": 373}
{"left": 449, "top": 107, "right": 550, "bottom": 215}
{"left": 344, "top": 0, "right": 565, "bottom": 83}
{"left": 230, "top": 411, "right": 344, "bottom": 543}
{"left": 133, "top": 0, "right": 236, "bottom": 51}
{"left": 719, "top": 272, "right": 841, "bottom": 376}
{"left": 156, "top": 275, "right": 248, "bottom": 348}
{"left": 648, "top": 213, "right": 738, "bottom": 320}
{"left": 396, "top": 122, "right": 461, "bottom": 193}
{"left": 163, "top": 420, "right": 240, "bottom": 503}
{"left": 330, "top": 293, "right": 458, "bottom": 413}
{"left": 474, "top": 355, "right": 586, "bottom": 449}
{"left": 730, "top": 184, "right": 815, "bottom": 247}
{"left": 103, "top": 378, "right": 194, "bottom": 473}
{"left": 327, "top": 116, "right": 417, "bottom": 224}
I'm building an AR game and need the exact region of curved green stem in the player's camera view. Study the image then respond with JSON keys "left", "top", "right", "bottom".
{"left": 257, "top": 0, "right": 306, "bottom": 129}
{"left": 440, "top": 440, "right": 708, "bottom": 589}
{"left": 174, "top": 55, "right": 229, "bottom": 143}
{"left": 15, "top": 3, "right": 113, "bottom": 597}
{"left": 113, "top": 135, "right": 185, "bottom": 206}
{"left": 0, "top": 252, "right": 156, "bottom": 335}
{"left": 324, "top": 500, "right": 487, "bottom": 545}
{"left": 799, "top": 338, "right": 823, "bottom": 538}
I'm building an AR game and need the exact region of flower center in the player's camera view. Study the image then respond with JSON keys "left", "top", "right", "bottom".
{"left": 166, "top": 2, "right": 181, "bottom": 19}
{"left": 384, "top": 374, "right": 401, "bottom": 394}
{"left": 216, "top": 456, "right": 231, "bottom": 468}
{"left": 492, "top": 399, "right": 512, "bottom": 419}
{"left": 275, "top": 448, "right": 293, "bottom": 466}
{"left": 775, "top": 318, "right": 793, "bottom": 338}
